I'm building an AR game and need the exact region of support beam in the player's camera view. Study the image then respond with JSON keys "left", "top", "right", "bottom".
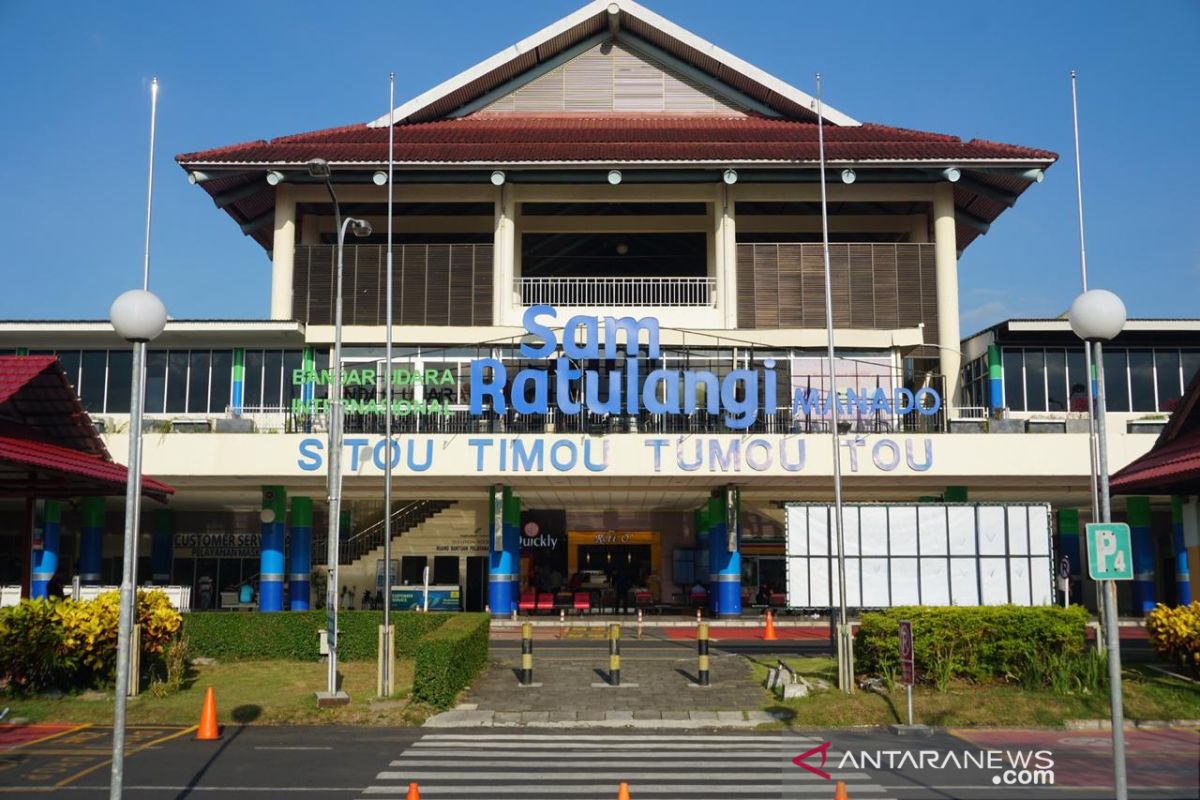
{"left": 270, "top": 186, "right": 297, "bottom": 321}
{"left": 239, "top": 210, "right": 274, "bottom": 235}
{"left": 956, "top": 175, "right": 1019, "bottom": 208}
{"left": 214, "top": 179, "right": 267, "bottom": 209}
{"left": 718, "top": 185, "right": 737, "bottom": 328}
{"left": 933, "top": 182, "right": 961, "bottom": 411}
{"left": 956, "top": 208, "right": 992, "bottom": 234}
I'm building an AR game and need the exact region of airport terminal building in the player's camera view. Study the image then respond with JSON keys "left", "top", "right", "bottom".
{"left": 2, "top": 0, "right": 1197, "bottom": 616}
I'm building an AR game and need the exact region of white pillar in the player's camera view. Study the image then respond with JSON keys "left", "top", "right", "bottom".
{"left": 717, "top": 185, "right": 737, "bottom": 328}
{"left": 932, "top": 182, "right": 961, "bottom": 411}
{"left": 493, "top": 185, "right": 515, "bottom": 326}
{"left": 270, "top": 185, "right": 297, "bottom": 320}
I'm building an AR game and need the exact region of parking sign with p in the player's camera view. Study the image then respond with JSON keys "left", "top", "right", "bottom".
{"left": 1086, "top": 522, "right": 1133, "bottom": 581}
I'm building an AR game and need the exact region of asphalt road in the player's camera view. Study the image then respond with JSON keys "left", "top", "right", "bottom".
{"left": 2, "top": 724, "right": 1196, "bottom": 799}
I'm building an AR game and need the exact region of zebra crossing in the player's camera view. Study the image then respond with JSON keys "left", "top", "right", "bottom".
{"left": 361, "top": 732, "right": 894, "bottom": 798}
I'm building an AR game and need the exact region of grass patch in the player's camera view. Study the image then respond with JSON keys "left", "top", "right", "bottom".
{"left": 2, "top": 659, "right": 433, "bottom": 726}
{"left": 748, "top": 656, "right": 1200, "bottom": 728}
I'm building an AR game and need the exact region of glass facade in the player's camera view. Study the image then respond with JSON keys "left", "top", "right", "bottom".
{"left": 1002, "top": 346, "right": 1200, "bottom": 413}
{"left": 36, "top": 348, "right": 305, "bottom": 415}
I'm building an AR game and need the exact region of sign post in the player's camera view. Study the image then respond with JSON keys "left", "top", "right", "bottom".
{"left": 1058, "top": 555, "right": 1071, "bottom": 608}
{"left": 899, "top": 620, "right": 914, "bottom": 726}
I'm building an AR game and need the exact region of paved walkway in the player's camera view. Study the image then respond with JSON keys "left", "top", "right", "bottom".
{"left": 427, "top": 648, "right": 775, "bottom": 728}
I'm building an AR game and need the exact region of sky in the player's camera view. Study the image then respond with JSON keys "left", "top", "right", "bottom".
{"left": 0, "top": 0, "right": 1197, "bottom": 332}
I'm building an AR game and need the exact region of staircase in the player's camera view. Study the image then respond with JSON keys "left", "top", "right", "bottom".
{"left": 312, "top": 499, "right": 456, "bottom": 565}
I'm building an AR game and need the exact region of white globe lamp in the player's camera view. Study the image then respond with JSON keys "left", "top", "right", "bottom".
{"left": 110, "top": 289, "right": 168, "bottom": 343}
{"left": 1068, "top": 289, "right": 1126, "bottom": 342}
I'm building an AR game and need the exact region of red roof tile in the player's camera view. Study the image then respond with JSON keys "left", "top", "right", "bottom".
{"left": 0, "top": 355, "right": 57, "bottom": 405}
{"left": 178, "top": 116, "right": 1056, "bottom": 165}
{"left": 0, "top": 435, "right": 173, "bottom": 500}
{"left": 1110, "top": 429, "right": 1200, "bottom": 494}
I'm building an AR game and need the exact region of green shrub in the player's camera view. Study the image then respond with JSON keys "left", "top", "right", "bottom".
{"left": 412, "top": 613, "right": 490, "bottom": 709}
{"left": 182, "top": 610, "right": 448, "bottom": 662}
{"left": 0, "top": 598, "right": 69, "bottom": 695}
{"left": 856, "top": 605, "right": 1088, "bottom": 686}
{"left": 0, "top": 591, "right": 183, "bottom": 695}
{"left": 1146, "top": 602, "right": 1200, "bottom": 677}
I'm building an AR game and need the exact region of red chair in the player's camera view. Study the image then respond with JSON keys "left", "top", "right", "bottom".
{"left": 536, "top": 592, "right": 555, "bottom": 613}
{"left": 634, "top": 591, "right": 653, "bottom": 609}
{"left": 769, "top": 592, "right": 786, "bottom": 608}
{"left": 518, "top": 592, "right": 536, "bottom": 613}
{"left": 573, "top": 592, "right": 591, "bottom": 614}
{"left": 690, "top": 586, "right": 708, "bottom": 607}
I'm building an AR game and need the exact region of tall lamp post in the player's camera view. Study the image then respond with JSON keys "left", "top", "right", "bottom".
{"left": 308, "top": 158, "right": 372, "bottom": 706}
{"left": 1067, "top": 288, "right": 1128, "bottom": 800}
{"left": 108, "top": 289, "right": 167, "bottom": 799}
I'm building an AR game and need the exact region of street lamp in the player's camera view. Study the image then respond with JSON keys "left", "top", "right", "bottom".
{"left": 1067, "top": 287, "right": 1128, "bottom": 800}
{"left": 108, "top": 288, "right": 167, "bottom": 799}
{"left": 308, "top": 157, "right": 371, "bottom": 706}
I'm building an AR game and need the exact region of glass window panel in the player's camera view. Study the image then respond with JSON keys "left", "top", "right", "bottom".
{"left": 56, "top": 351, "right": 80, "bottom": 390}
{"left": 314, "top": 349, "right": 330, "bottom": 399}
{"left": 1183, "top": 351, "right": 1200, "bottom": 391}
{"left": 188, "top": 351, "right": 210, "bottom": 413}
{"left": 1067, "top": 349, "right": 1088, "bottom": 412}
{"left": 79, "top": 350, "right": 107, "bottom": 413}
{"left": 1103, "top": 349, "right": 1129, "bottom": 412}
{"left": 283, "top": 350, "right": 304, "bottom": 401}
{"left": 1128, "top": 350, "right": 1156, "bottom": 412}
{"left": 264, "top": 350, "right": 284, "bottom": 408}
{"left": 1045, "top": 350, "right": 1067, "bottom": 411}
{"left": 1155, "top": 350, "right": 1181, "bottom": 410}
{"left": 209, "top": 350, "right": 232, "bottom": 414}
{"left": 244, "top": 350, "right": 264, "bottom": 408}
{"left": 144, "top": 351, "right": 167, "bottom": 413}
{"left": 1024, "top": 349, "right": 1046, "bottom": 412}
{"left": 1002, "top": 349, "right": 1024, "bottom": 411}
{"left": 166, "top": 351, "right": 189, "bottom": 413}
{"left": 105, "top": 349, "right": 133, "bottom": 413}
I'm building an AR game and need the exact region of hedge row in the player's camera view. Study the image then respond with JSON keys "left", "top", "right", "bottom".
{"left": 182, "top": 611, "right": 448, "bottom": 662}
{"left": 412, "top": 613, "right": 490, "bottom": 709}
{"left": 856, "top": 605, "right": 1089, "bottom": 684}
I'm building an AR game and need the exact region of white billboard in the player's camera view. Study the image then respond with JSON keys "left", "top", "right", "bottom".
{"left": 785, "top": 503, "right": 1054, "bottom": 608}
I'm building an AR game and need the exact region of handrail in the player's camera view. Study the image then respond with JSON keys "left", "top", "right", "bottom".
{"left": 516, "top": 276, "right": 715, "bottom": 307}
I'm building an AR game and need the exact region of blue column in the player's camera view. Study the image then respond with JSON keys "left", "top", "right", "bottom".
{"left": 79, "top": 497, "right": 105, "bottom": 586}
{"left": 289, "top": 497, "right": 313, "bottom": 610}
{"left": 151, "top": 509, "right": 173, "bottom": 584}
{"left": 1127, "top": 496, "right": 1156, "bottom": 615}
{"left": 709, "top": 489, "right": 742, "bottom": 617}
{"left": 31, "top": 500, "right": 61, "bottom": 600}
{"left": 1172, "top": 497, "right": 1191, "bottom": 605}
{"left": 1057, "top": 508, "right": 1082, "bottom": 604}
{"left": 259, "top": 486, "right": 287, "bottom": 612}
{"left": 987, "top": 344, "right": 1003, "bottom": 411}
{"left": 488, "top": 486, "right": 519, "bottom": 616}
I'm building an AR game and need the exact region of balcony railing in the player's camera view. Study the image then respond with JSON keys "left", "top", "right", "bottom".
{"left": 517, "top": 276, "right": 716, "bottom": 307}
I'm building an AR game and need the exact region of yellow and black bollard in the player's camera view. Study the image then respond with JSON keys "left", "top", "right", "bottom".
{"left": 609, "top": 623, "right": 621, "bottom": 686}
{"left": 520, "top": 622, "right": 534, "bottom": 686}
{"left": 697, "top": 622, "right": 710, "bottom": 686}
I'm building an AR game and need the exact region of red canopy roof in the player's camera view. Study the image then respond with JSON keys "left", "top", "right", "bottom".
{"left": 0, "top": 356, "right": 173, "bottom": 501}
{"left": 177, "top": 116, "right": 1055, "bottom": 166}
{"left": 0, "top": 435, "right": 174, "bottom": 501}
{"left": 1112, "top": 371, "right": 1200, "bottom": 495}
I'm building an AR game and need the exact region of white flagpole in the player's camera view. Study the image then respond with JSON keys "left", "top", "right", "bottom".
{"left": 1071, "top": 70, "right": 1104, "bottom": 647}
{"left": 815, "top": 73, "right": 853, "bottom": 694}
{"left": 381, "top": 72, "right": 396, "bottom": 696}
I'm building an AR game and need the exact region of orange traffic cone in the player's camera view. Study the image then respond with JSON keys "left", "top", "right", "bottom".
{"left": 406, "top": 783, "right": 420, "bottom": 800}
{"left": 196, "top": 686, "right": 220, "bottom": 740}
{"left": 617, "top": 781, "right": 631, "bottom": 799}
{"left": 833, "top": 779, "right": 849, "bottom": 799}
{"left": 763, "top": 610, "right": 778, "bottom": 641}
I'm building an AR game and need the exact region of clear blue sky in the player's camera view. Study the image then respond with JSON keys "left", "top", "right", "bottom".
{"left": 1, "top": 0, "right": 1196, "bottom": 331}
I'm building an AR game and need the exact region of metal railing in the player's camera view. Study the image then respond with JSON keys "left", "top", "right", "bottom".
{"left": 311, "top": 499, "right": 456, "bottom": 566}
{"left": 517, "top": 276, "right": 716, "bottom": 307}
